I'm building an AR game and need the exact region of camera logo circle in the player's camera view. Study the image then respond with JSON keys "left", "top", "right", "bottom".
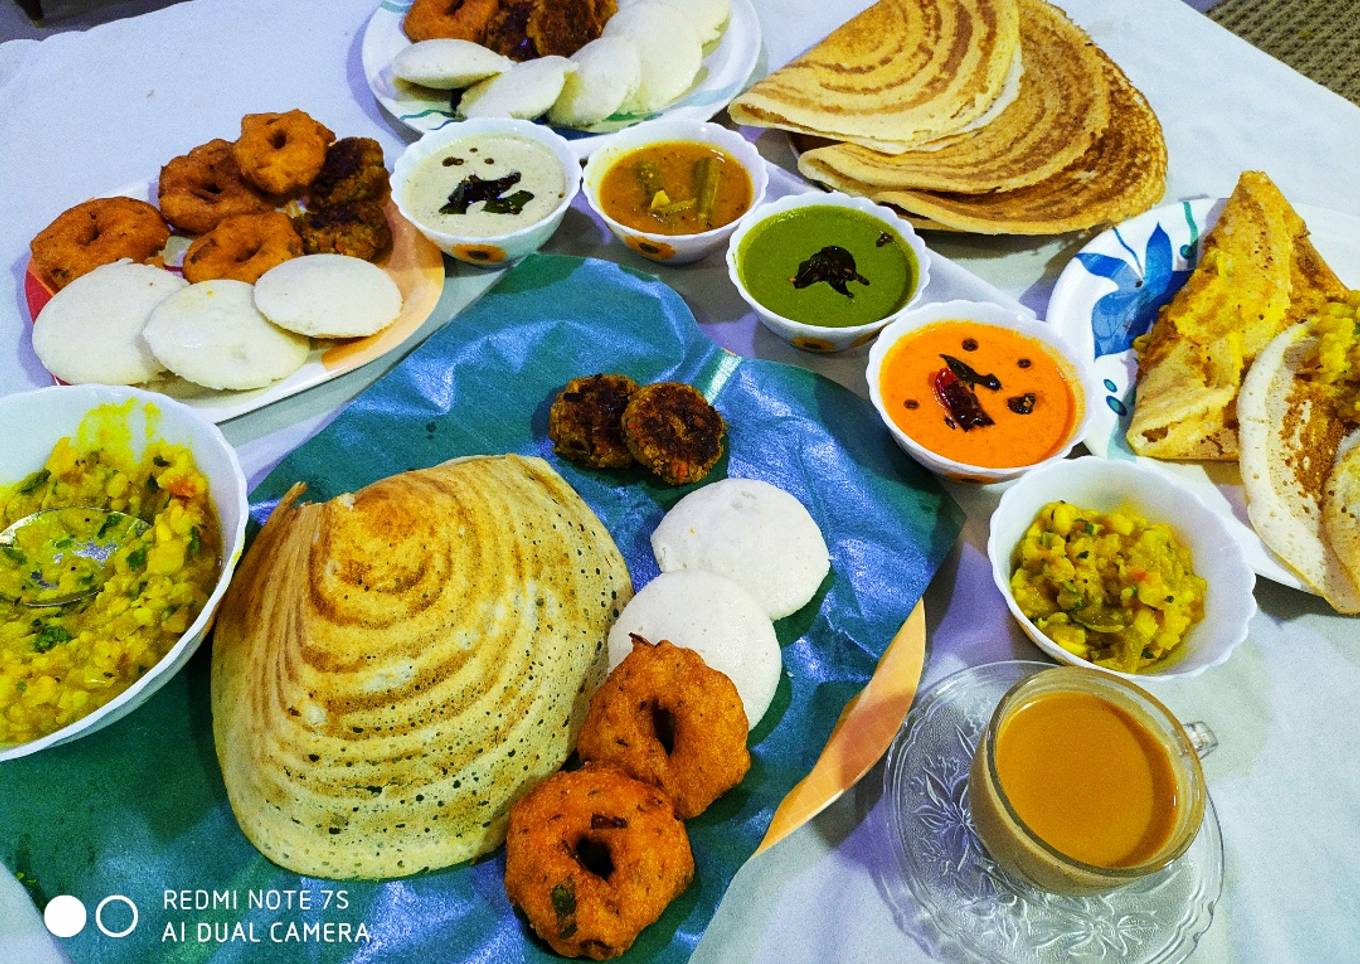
{"left": 43, "top": 895, "right": 86, "bottom": 938}
{"left": 95, "top": 895, "right": 139, "bottom": 938}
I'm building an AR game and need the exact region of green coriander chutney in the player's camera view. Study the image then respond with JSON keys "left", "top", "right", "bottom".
{"left": 737, "top": 206, "right": 916, "bottom": 328}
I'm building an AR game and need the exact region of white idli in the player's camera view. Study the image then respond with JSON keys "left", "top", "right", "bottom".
{"left": 254, "top": 255, "right": 403, "bottom": 339}
{"left": 651, "top": 478, "right": 830, "bottom": 619}
{"left": 459, "top": 56, "right": 575, "bottom": 120}
{"left": 391, "top": 39, "right": 513, "bottom": 90}
{"left": 32, "top": 260, "right": 183, "bottom": 385}
{"left": 619, "top": 0, "right": 730, "bottom": 45}
{"left": 143, "top": 279, "right": 310, "bottom": 391}
{"left": 608, "top": 570, "right": 780, "bottom": 729}
{"left": 547, "top": 37, "right": 642, "bottom": 128}
{"left": 603, "top": 2, "right": 702, "bottom": 113}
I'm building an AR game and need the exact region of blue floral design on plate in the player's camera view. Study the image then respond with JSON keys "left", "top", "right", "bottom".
{"left": 1076, "top": 203, "right": 1200, "bottom": 359}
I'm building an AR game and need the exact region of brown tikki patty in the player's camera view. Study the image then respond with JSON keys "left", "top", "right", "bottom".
{"left": 293, "top": 200, "right": 392, "bottom": 261}
{"left": 309, "top": 137, "right": 391, "bottom": 208}
{"left": 548, "top": 373, "right": 639, "bottom": 469}
{"left": 484, "top": 0, "right": 538, "bottom": 60}
{"left": 527, "top": 0, "right": 616, "bottom": 57}
{"left": 621, "top": 382, "right": 725, "bottom": 485}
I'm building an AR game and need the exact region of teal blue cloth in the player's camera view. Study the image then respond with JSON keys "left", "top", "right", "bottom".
{"left": 0, "top": 254, "right": 960, "bottom": 962}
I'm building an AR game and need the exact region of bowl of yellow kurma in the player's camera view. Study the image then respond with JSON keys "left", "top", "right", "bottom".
{"left": 0, "top": 386, "right": 247, "bottom": 760}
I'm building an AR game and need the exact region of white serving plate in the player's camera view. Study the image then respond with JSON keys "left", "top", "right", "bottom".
{"left": 1046, "top": 197, "right": 1360, "bottom": 591}
{"left": 361, "top": 0, "right": 762, "bottom": 159}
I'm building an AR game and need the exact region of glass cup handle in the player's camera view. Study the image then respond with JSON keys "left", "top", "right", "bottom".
{"left": 1183, "top": 721, "right": 1218, "bottom": 759}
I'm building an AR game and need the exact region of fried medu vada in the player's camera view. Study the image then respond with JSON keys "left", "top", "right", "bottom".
{"left": 577, "top": 636, "right": 750, "bottom": 819}
{"left": 293, "top": 200, "right": 392, "bottom": 261}
{"left": 504, "top": 764, "right": 693, "bottom": 960}
{"left": 403, "top": 0, "right": 500, "bottom": 43}
{"left": 181, "top": 211, "right": 302, "bottom": 284}
{"left": 30, "top": 197, "right": 169, "bottom": 290}
{"left": 484, "top": 0, "right": 538, "bottom": 60}
{"left": 158, "top": 138, "right": 274, "bottom": 235}
{"left": 528, "top": 0, "right": 616, "bottom": 57}
{"left": 233, "top": 110, "right": 336, "bottom": 196}
{"left": 549, "top": 373, "right": 640, "bottom": 469}
{"left": 308, "top": 137, "right": 391, "bottom": 207}
{"left": 621, "top": 382, "right": 725, "bottom": 485}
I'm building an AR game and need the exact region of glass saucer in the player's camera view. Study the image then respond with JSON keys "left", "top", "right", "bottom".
{"left": 881, "top": 661, "right": 1223, "bottom": 964}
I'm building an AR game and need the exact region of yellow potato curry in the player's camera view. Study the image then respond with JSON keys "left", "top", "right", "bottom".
{"left": 0, "top": 415, "right": 218, "bottom": 746}
{"left": 1010, "top": 501, "right": 1205, "bottom": 673}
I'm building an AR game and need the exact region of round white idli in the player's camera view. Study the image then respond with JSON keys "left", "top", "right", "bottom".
{"left": 32, "top": 260, "right": 184, "bottom": 386}
{"left": 391, "top": 39, "right": 513, "bottom": 90}
{"left": 603, "top": 2, "right": 702, "bottom": 113}
{"left": 608, "top": 570, "right": 780, "bottom": 730}
{"left": 651, "top": 478, "right": 830, "bottom": 619}
{"left": 254, "top": 255, "right": 403, "bottom": 339}
{"left": 547, "top": 37, "right": 641, "bottom": 128}
{"left": 619, "top": 0, "right": 730, "bottom": 45}
{"left": 459, "top": 56, "right": 575, "bottom": 120}
{"left": 143, "top": 279, "right": 310, "bottom": 391}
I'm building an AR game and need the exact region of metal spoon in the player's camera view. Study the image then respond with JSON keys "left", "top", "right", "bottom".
{"left": 0, "top": 507, "right": 150, "bottom": 608}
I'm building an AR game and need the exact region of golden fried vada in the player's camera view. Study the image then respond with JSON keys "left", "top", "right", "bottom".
{"left": 548, "top": 373, "right": 640, "bottom": 469}
{"left": 528, "top": 0, "right": 616, "bottom": 57}
{"left": 233, "top": 110, "right": 336, "bottom": 196}
{"left": 308, "top": 137, "right": 391, "bottom": 207}
{"left": 504, "top": 764, "right": 693, "bottom": 960}
{"left": 29, "top": 197, "right": 169, "bottom": 290}
{"left": 293, "top": 200, "right": 392, "bottom": 261}
{"left": 577, "top": 636, "right": 750, "bottom": 818}
{"left": 181, "top": 211, "right": 302, "bottom": 284}
{"left": 621, "top": 382, "right": 725, "bottom": 485}
{"left": 158, "top": 138, "right": 274, "bottom": 235}
{"left": 403, "top": 0, "right": 500, "bottom": 43}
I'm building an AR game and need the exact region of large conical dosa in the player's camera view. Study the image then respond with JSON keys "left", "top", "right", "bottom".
{"left": 212, "top": 455, "right": 633, "bottom": 879}
{"left": 728, "top": 0, "right": 1020, "bottom": 153}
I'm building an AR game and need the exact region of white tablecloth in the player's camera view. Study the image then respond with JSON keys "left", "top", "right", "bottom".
{"left": 3, "top": 1, "right": 1360, "bottom": 961}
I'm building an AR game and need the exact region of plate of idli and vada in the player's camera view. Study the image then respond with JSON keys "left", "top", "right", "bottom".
{"left": 362, "top": 0, "right": 761, "bottom": 158}
{"left": 23, "top": 109, "right": 446, "bottom": 424}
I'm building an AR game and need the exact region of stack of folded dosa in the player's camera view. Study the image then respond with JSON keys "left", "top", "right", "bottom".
{"left": 731, "top": 0, "right": 1167, "bottom": 235}
{"left": 212, "top": 455, "right": 633, "bottom": 878}
{"left": 1127, "top": 172, "right": 1347, "bottom": 461}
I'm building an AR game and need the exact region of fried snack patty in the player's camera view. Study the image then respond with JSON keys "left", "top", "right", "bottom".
{"left": 528, "top": 0, "right": 616, "bottom": 57}
{"left": 621, "top": 382, "right": 725, "bottom": 485}
{"left": 548, "top": 373, "right": 640, "bottom": 469}
{"left": 485, "top": 0, "right": 538, "bottom": 60}
{"left": 233, "top": 110, "right": 336, "bottom": 196}
{"left": 577, "top": 636, "right": 750, "bottom": 818}
{"left": 30, "top": 197, "right": 170, "bottom": 290}
{"left": 158, "top": 139, "right": 274, "bottom": 235}
{"left": 182, "top": 211, "right": 302, "bottom": 284}
{"left": 308, "top": 137, "right": 391, "bottom": 208}
{"left": 294, "top": 200, "right": 392, "bottom": 261}
{"left": 403, "top": 0, "right": 500, "bottom": 43}
{"left": 504, "top": 765, "right": 693, "bottom": 960}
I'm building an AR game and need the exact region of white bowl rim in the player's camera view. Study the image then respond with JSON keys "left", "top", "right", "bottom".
{"left": 724, "top": 190, "right": 933, "bottom": 338}
{"left": 580, "top": 119, "right": 770, "bottom": 245}
{"left": 391, "top": 117, "right": 584, "bottom": 246}
{"left": 985, "top": 455, "right": 1258, "bottom": 681}
{"left": 0, "top": 384, "right": 249, "bottom": 760}
{"left": 865, "top": 299, "right": 1096, "bottom": 478}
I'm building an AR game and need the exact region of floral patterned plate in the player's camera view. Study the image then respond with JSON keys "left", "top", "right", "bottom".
{"left": 882, "top": 661, "right": 1223, "bottom": 964}
{"left": 1047, "top": 198, "right": 1360, "bottom": 590}
{"left": 361, "top": 0, "right": 762, "bottom": 160}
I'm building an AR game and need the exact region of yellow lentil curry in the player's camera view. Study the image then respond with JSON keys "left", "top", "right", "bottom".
{"left": 0, "top": 404, "right": 218, "bottom": 745}
{"left": 1010, "top": 501, "right": 1206, "bottom": 673}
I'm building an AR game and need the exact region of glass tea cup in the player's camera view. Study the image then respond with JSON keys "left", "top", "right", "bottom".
{"left": 967, "top": 666, "right": 1216, "bottom": 895}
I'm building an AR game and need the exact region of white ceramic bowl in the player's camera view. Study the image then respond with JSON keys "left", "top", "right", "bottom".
{"left": 725, "top": 191, "right": 932, "bottom": 353}
{"left": 0, "top": 385, "right": 248, "bottom": 761}
{"left": 987, "top": 457, "right": 1257, "bottom": 681}
{"left": 582, "top": 119, "right": 768, "bottom": 264}
{"left": 866, "top": 300, "right": 1094, "bottom": 483}
{"left": 391, "top": 117, "right": 582, "bottom": 267}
